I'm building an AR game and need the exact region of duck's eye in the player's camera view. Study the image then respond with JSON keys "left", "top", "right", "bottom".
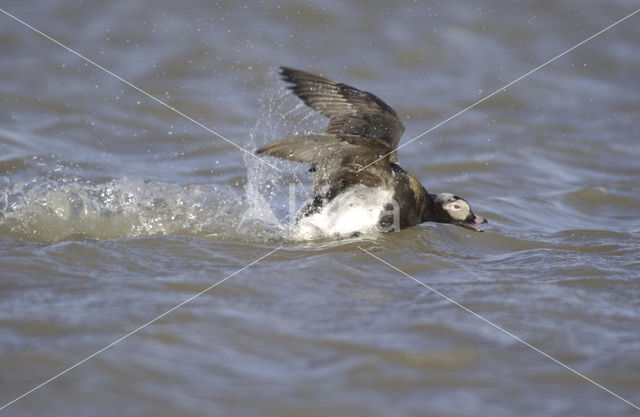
{"left": 453, "top": 204, "right": 460, "bottom": 209}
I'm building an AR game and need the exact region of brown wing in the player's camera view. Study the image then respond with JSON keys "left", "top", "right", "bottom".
{"left": 256, "top": 133, "right": 394, "bottom": 194}
{"left": 279, "top": 67, "right": 405, "bottom": 162}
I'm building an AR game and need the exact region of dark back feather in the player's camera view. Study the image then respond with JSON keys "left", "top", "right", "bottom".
{"left": 256, "top": 133, "right": 393, "bottom": 194}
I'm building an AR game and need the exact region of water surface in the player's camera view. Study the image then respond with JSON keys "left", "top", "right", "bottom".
{"left": 1, "top": 1, "right": 639, "bottom": 416}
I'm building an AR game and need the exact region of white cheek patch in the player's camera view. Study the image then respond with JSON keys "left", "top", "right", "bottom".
{"left": 444, "top": 200, "right": 470, "bottom": 221}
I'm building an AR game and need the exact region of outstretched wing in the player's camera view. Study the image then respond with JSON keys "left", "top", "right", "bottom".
{"left": 256, "top": 133, "right": 393, "bottom": 194}
{"left": 279, "top": 67, "right": 405, "bottom": 162}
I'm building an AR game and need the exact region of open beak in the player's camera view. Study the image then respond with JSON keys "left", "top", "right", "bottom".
{"left": 458, "top": 213, "right": 488, "bottom": 232}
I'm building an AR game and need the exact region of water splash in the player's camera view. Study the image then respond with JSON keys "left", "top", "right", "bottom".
{"left": 238, "top": 68, "right": 324, "bottom": 241}
{"left": 0, "top": 176, "right": 245, "bottom": 241}
{"left": 0, "top": 69, "right": 326, "bottom": 243}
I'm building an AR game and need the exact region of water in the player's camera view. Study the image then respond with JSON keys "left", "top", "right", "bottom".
{"left": 1, "top": 1, "right": 639, "bottom": 416}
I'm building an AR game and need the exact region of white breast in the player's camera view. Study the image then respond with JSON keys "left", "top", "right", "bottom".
{"left": 293, "top": 186, "right": 394, "bottom": 240}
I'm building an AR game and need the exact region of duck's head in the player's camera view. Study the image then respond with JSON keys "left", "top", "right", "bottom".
{"left": 430, "top": 193, "right": 488, "bottom": 232}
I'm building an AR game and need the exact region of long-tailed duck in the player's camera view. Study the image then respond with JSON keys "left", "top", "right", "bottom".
{"left": 257, "top": 66, "right": 487, "bottom": 237}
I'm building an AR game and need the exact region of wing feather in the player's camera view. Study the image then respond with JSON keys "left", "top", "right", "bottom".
{"left": 256, "top": 133, "right": 393, "bottom": 193}
{"left": 279, "top": 67, "right": 404, "bottom": 162}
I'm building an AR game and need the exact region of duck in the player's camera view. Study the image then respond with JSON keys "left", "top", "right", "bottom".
{"left": 256, "top": 66, "right": 487, "bottom": 237}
